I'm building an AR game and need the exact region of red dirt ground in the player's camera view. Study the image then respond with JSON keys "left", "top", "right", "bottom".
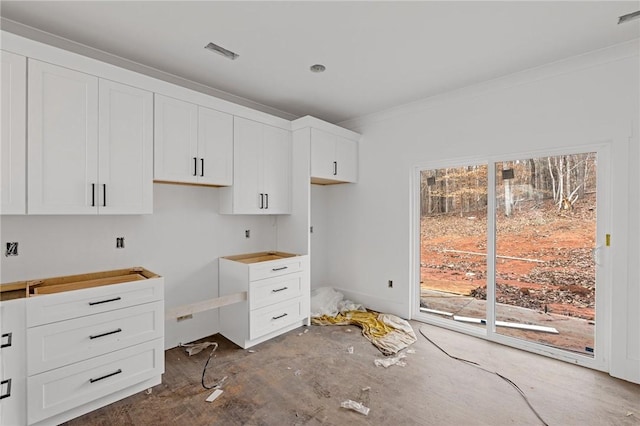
{"left": 420, "top": 197, "right": 596, "bottom": 320}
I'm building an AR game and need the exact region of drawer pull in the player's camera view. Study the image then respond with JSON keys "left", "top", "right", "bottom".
{"left": 89, "top": 328, "right": 123, "bottom": 340}
{"left": 89, "top": 296, "right": 122, "bottom": 306}
{"left": 89, "top": 369, "right": 122, "bottom": 384}
{"left": 0, "top": 379, "right": 11, "bottom": 399}
{"left": 271, "top": 287, "right": 288, "bottom": 293}
{"left": 272, "top": 266, "right": 288, "bottom": 271}
{"left": 272, "top": 313, "right": 288, "bottom": 320}
{"left": 1, "top": 332, "right": 12, "bottom": 348}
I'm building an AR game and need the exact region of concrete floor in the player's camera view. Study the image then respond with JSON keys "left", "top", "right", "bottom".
{"left": 65, "top": 322, "right": 639, "bottom": 426}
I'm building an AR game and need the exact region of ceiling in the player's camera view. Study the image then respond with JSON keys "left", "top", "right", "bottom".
{"left": 1, "top": 1, "right": 639, "bottom": 124}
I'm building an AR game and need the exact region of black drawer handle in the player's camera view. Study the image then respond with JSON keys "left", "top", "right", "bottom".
{"left": 89, "top": 296, "right": 122, "bottom": 306}
{"left": 90, "top": 328, "right": 122, "bottom": 340}
{"left": 272, "top": 313, "right": 288, "bottom": 320}
{"left": 89, "top": 369, "right": 122, "bottom": 384}
{"left": 271, "top": 287, "right": 288, "bottom": 293}
{"left": 0, "top": 379, "right": 11, "bottom": 400}
{"left": 272, "top": 266, "right": 288, "bottom": 271}
{"left": 1, "top": 332, "right": 12, "bottom": 349}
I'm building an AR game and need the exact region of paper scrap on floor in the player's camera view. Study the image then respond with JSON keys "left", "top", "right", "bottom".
{"left": 310, "top": 287, "right": 416, "bottom": 355}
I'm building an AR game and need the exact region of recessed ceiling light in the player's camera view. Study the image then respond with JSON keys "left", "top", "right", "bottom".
{"left": 618, "top": 10, "right": 640, "bottom": 24}
{"left": 204, "top": 42, "right": 239, "bottom": 60}
{"left": 310, "top": 64, "right": 326, "bottom": 73}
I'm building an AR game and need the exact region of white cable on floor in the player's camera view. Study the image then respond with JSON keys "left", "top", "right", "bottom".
{"left": 419, "top": 327, "right": 549, "bottom": 426}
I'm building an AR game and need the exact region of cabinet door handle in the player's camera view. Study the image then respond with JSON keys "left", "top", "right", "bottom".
{"left": 259, "top": 193, "right": 264, "bottom": 209}
{"left": 200, "top": 158, "right": 204, "bottom": 177}
{"left": 0, "top": 379, "right": 11, "bottom": 400}
{"left": 272, "top": 266, "right": 288, "bottom": 271}
{"left": 265, "top": 193, "right": 269, "bottom": 209}
{"left": 1, "top": 332, "right": 12, "bottom": 349}
{"left": 91, "top": 183, "right": 96, "bottom": 206}
{"left": 89, "top": 296, "right": 122, "bottom": 306}
{"left": 103, "top": 184, "right": 107, "bottom": 207}
{"left": 333, "top": 161, "right": 338, "bottom": 176}
{"left": 271, "top": 287, "right": 288, "bottom": 293}
{"left": 193, "top": 157, "right": 198, "bottom": 176}
{"left": 272, "top": 313, "right": 288, "bottom": 320}
{"left": 89, "top": 369, "right": 122, "bottom": 384}
{"left": 89, "top": 328, "right": 122, "bottom": 340}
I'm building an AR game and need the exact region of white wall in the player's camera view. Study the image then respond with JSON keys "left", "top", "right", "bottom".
{"left": 0, "top": 183, "right": 278, "bottom": 348}
{"left": 328, "top": 41, "right": 639, "bottom": 381}
{"left": 310, "top": 184, "right": 329, "bottom": 288}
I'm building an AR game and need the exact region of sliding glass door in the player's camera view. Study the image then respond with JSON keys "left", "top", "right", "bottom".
{"left": 415, "top": 147, "right": 607, "bottom": 367}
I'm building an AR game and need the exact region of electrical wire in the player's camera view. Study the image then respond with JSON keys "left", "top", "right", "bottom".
{"left": 419, "top": 328, "right": 549, "bottom": 426}
{"left": 200, "top": 342, "right": 228, "bottom": 390}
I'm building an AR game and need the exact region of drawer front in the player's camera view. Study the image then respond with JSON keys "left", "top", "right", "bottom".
{"left": 249, "top": 273, "right": 303, "bottom": 310}
{"left": 27, "top": 301, "right": 163, "bottom": 375}
{"left": 27, "top": 338, "right": 164, "bottom": 425}
{"left": 250, "top": 298, "right": 302, "bottom": 339}
{"left": 27, "top": 277, "right": 163, "bottom": 327}
{"left": 249, "top": 257, "right": 304, "bottom": 281}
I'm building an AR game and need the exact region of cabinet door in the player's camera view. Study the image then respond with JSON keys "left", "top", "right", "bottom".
{"left": 28, "top": 59, "right": 99, "bottom": 214}
{"left": 0, "top": 51, "right": 26, "bottom": 214}
{"left": 153, "top": 94, "right": 198, "bottom": 184}
{"left": 335, "top": 135, "right": 358, "bottom": 183}
{"left": 98, "top": 80, "right": 153, "bottom": 214}
{"left": 0, "top": 298, "right": 27, "bottom": 426}
{"left": 310, "top": 128, "right": 336, "bottom": 181}
{"left": 263, "top": 124, "right": 291, "bottom": 214}
{"left": 231, "top": 117, "right": 263, "bottom": 213}
{"left": 197, "top": 107, "right": 233, "bottom": 186}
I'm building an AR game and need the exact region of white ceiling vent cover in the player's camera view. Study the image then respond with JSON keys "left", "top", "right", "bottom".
{"left": 204, "top": 42, "right": 239, "bottom": 60}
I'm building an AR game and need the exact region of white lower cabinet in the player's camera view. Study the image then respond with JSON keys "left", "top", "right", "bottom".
{"left": 0, "top": 268, "right": 164, "bottom": 426}
{"left": 219, "top": 252, "right": 309, "bottom": 349}
{"left": 0, "top": 298, "right": 27, "bottom": 426}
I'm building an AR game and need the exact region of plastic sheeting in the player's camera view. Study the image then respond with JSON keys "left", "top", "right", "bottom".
{"left": 310, "top": 287, "right": 417, "bottom": 355}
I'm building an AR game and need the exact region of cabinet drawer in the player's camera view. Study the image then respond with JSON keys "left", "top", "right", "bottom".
{"left": 249, "top": 273, "right": 303, "bottom": 310}
{"left": 27, "top": 338, "right": 163, "bottom": 425}
{"left": 250, "top": 298, "right": 302, "bottom": 340}
{"left": 249, "top": 258, "right": 303, "bottom": 281}
{"left": 27, "top": 277, "right": 163, "bottom": 327}
{"left": 27, "top": 301, "right": 163, "bottom": 375}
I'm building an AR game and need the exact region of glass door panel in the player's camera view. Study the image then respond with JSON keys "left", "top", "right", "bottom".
{"left": 494, "top": 154, "right": 597, "bottom": 356}
{"left": 419, "top": 165, "right": 488, "bottom": 328}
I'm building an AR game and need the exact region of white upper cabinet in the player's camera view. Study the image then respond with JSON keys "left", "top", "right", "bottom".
{"left": 220, "top": 117, "right": 291, "bottom": 214}
{"left": 98, "top": 79, "right": 153, "bottom": 214}
{"left": 198, "top": 106, "right": 233, "bottom": 186}
{"left": 28, "top": 59, "right": 99, "bottom": 214}
{"left": 1, "top": 50, "right": 27, "bottom": 215}
{"left": 310, "top": 128, "right": 358, "bottom": 184}
{"left": 154, "top": 94, "right": 233, "bottom": 186}
{"left": 28, "top": 59, "right": 153, "bottom": 214}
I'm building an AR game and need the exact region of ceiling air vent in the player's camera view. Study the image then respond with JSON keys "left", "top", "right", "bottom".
{"left": 204, "top": 42, "right": 239, "bottom": 60}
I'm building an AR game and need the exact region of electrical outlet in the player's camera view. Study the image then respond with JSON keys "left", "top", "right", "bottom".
{"left": 388, "top": 280, "right": 393, "bottom": 288}
{"left": 245, "top": 230, "right": 250, "bottom": 238}
{"left": 5, "top": 242, "right": 18, "bottom": 257}
{"left": 116, "top": 237, "right": 125, "bottom": 249}
{"left": 177, "top": 314, "right": 193, "bottom": 322}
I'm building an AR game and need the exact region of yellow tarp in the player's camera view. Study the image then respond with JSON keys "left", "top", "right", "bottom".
{"left": 312, "top": 310, "right": 417, "bottom": 355}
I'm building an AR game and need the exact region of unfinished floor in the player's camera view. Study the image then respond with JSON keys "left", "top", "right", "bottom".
{"left": 65, "top": 322, "right": 639, "bottom": 426}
